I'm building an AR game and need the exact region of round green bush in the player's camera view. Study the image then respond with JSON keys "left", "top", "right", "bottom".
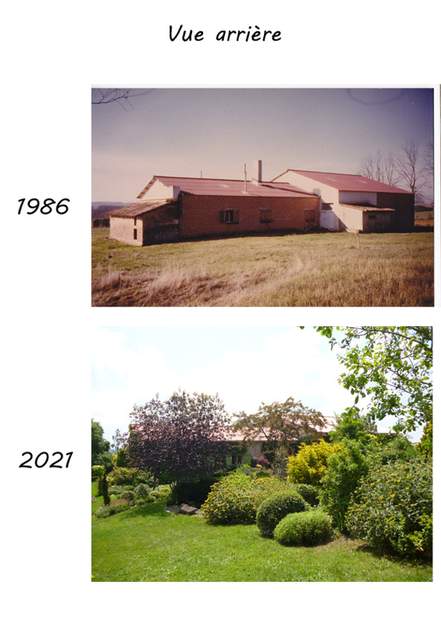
{"left": 201, "top": 471, "right": 295, "bottom": 525}
{"left": 274, "top": 510, "right": 334, "bottom": 546}
{"left": 256, "top": 491, "right": 307, "bottom": 537}
{"left": 294, "top": 483, "right": 320, "bottom": 507}
{"left": 346, "top": 460, "right": 432, "bottom": 558}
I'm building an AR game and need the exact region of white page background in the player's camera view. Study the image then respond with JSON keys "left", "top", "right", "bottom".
{"left": 0, "top": 1, "right": 439, "bottom": 622}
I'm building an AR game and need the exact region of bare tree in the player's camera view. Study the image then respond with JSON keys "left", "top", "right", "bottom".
{"left": 360, "top": 150, "right": 398, "bottom": 185}
{"left": 396, "top": 141, "right": 424, "bottom": 196}
{"left": 92, "top": 88, "right": 154, "bottom": 108}
{"left": 423, "top": 141, "right": 434, "bottom": 177}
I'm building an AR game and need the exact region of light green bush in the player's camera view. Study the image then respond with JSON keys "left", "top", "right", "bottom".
{"left": 201, "top": 471, "right": 294, "bottom": 525}
{"left": 274, "top": 510, "right": 334, "bottom": 546}
{"left": 256, "top": 491, "right": 307, "bottom": 537}
{"left": 346, "top": 460, "right": 432, "bottom": 558}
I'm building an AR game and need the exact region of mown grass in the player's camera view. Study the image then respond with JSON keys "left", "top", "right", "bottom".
{"left": 91, "top": 494, "right": 432, "bottom": 582}
{"left": 91, "top": 228, "right": 433, "bottom": 306}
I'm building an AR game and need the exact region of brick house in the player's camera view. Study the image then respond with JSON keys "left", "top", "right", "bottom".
{"left": 109, "top": 162, "right": 415, "bottom": 245}
{"left": 272, "top": 169, "right": 414, "bottom": 233}
{"left": 109, "top": 161, "right": 320, "bottom": 245}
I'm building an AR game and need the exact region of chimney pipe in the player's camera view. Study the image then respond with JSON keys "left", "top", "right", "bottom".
{"left": 254, "top": 160, "right": 262, "bottom": 184}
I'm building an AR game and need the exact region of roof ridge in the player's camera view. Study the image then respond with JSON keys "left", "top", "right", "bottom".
{"left": 155, "top": 175, "right": 257, "bottom": 182}
{"left": 290, "top": 168, "right": 362, "bottom": 177}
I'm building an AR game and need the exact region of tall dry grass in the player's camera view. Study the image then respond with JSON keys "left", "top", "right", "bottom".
{"left": 92, "top": 230, "right": 434, "bottom": 307}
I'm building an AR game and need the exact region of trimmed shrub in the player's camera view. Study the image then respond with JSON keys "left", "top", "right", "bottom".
{"left": 274, "top": 510, "right": 334, "bottom": 547}
{"left": 92, "top": 465, "right": 105, "bottom": 481}
{"left": 346, "top": 460, "right": 432, "bottom": 558}
{"left": 201, "top": 471, "right": 294, "bottom": 525}
{"left": 256, "top": 491, "right": 307, "bottom": 537}
{"left": 108, "top": 467, "right": 154, "bottom": 487}
{"left": 287, "top": 440, "right": 342, "bottom": 486}
{"left": 294, "top": 483, "right": 320, "bottom": 507}
{"left": 320, "top": 440, "right": 369, "bottom": 532}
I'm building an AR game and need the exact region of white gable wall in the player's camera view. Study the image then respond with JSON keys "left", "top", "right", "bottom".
{"left": 139, "top": 179, "right": 179, "bottom": 201}
{"left": 273, "top": 171, "right": 339, "bottom": 204}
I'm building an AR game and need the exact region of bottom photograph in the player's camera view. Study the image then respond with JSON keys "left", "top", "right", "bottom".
{"left": 91, "top": 325, "right": 432, "bottom": 582}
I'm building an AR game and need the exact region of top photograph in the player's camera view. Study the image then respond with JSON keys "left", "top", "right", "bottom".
{"left": 91, "top": 88, "right": 434, "bottom": 307}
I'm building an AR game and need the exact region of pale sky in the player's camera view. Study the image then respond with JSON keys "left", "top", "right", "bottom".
{"left": 92, "top": 88, "right": 434, "bottom": 202}
{"left": 92, "top": 325, "right": 419, "bottom": 443}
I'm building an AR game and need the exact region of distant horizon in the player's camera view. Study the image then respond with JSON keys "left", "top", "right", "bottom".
{"left": 92, "top": 88, "right": 434, "bottom": 203}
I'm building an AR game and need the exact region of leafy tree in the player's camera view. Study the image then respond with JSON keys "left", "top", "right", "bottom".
{"left": 233, "top": 397, "right": 326, "bottom": 476}
{"left": 330, "top": 406, "right": 376, "bottom": 445}
{"left": 91, "top": 419, "right": 111, "bottom": 466}
{"left": 378, "top": 433, "right": 417, "bottom": 464}
{"left": 316, "top": 326, "right": 432, "bottom": 433}
{"left": 127, "top": 391, "right": 230, "bottom": 483}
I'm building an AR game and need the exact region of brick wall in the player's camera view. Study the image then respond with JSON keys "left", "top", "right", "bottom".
{"left": 179, "top": 193, "right": 320, "bottom": 239}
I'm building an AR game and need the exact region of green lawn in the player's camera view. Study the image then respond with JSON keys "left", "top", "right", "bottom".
{"left": 92, "top": 228, "right": 433, "bottom": 306}
{"left": 92, "top": 491, "right": 432, "bottom": 582}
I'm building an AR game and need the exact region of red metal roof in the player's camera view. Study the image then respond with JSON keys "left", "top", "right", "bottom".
{"left": 138, "top": 175, "right": 316, "bottom": 199}
{"left": 280, "top": 169, "right": 412, "bottom": 194}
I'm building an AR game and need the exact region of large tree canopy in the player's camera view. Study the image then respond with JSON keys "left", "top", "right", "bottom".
{"left": 233, "top": 397, "right": 327, "bottom": 474}
{"left": 316, "top": 326, "right": 432, "bottom": 432}
{"left": 127, "top": 391, "right": 230, "bottom": 482}
{"left": 91, "top": 419, "right": 110, "bottom": 466}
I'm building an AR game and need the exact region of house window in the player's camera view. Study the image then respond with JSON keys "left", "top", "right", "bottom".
{"left": 133, "top": 227, "right": 137, "bottom": 240}
{"left": 219, "top": 209, "right": 239, "bottom": 224}
{"left": 259, "top": 208, "right": 273, "bottom": 223}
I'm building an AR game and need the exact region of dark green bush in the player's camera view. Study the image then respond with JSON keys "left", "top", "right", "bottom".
{"left": 172, "top": 477, "right": 219, "bottom": 507}
{"left": 346, "top": 460, "right": 432, "bottom": 558}
{"left": 294, "top": 483, "right": 320, "bottom": 507}
{"left": 201, "top": 471, "right": 294, "bottom": 525}
{"left": 274, "top": 510, "right": 334, "bottom": 546}
{"left": 256, "top": 491, "right": 307, "bottom": 537}
{"left": 92, "top": 465, "right": 104, "bottom": 481}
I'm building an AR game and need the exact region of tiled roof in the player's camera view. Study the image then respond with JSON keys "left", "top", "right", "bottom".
{"left": 278, "top": 169, "right": 412, "bottom": 194}
{"left": 138, "top": 175, "right": 316, "bottom": 199}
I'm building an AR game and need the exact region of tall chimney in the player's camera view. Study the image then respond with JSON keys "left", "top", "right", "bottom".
{"left": 254, "top": 160, "right": 263, "bottom": 184}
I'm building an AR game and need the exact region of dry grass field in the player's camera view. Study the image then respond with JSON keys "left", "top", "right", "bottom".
{"left": 92, "top": 228, "right": 434, "bottom": 307}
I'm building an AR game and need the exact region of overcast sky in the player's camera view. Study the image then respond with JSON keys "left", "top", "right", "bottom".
{"left": 92, "top": 88, "right": 434, "bottom": 202}
{"left": 92, "top": 325, "right": 419, "bottom": 443}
